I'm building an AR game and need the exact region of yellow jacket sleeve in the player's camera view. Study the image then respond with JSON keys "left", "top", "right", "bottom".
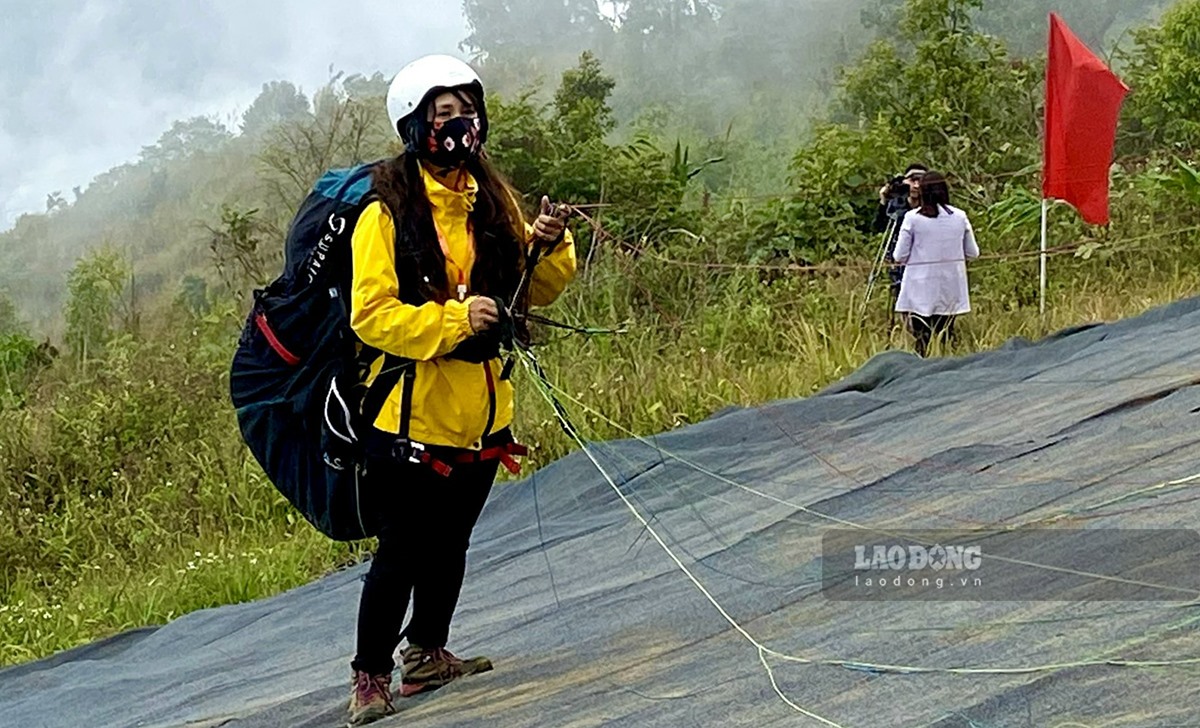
{"left": 527, "top": 225, "right": 577, "bottom": 307}
{"left": 349, "top": 201, "right": 475, "bottom": 361}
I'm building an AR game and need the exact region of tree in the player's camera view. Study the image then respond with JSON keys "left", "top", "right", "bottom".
{"left": 715, "top": 0, "right": 861, "bottom": 95}
{"left": 64, "top": 248, "right": 130, "bottom": 362}
{"left": 178, "top": 275, "right": 211, "bottom": 317}
{"left": 461, "top": 0, "right": 606, "bottom": 93}
{"left": 241, "top": 81, "right": 311, "bottom": 137}
{"left": 0, "top": 290, "right": 25, "bottom": 336}
{"left": 864, "top": 0, "right": 1169, "bottom": 56}
{"left": 838, "top": 0, "right": 1039, "bottom": 178}
{"left": 980, "top": 0, "right": 1168, "bottom": 56}
{"left": 0, "top": 332, "right": 42, "bottom": 410}
{"left": 341, "top": 72, "right": 390, "bottom": 102}
{"left": 257, "top": 76, "right": 392, "bottom": 213}
{"left": 555, "top": 51, "right": 617, "bottom": 144}
{"left": 45, "top": 191, "right": 67, "bottom": 214}
{"left": 208, "top": 205, "right": 274, "bottom": 295}
{"left": 140, "top": 116, "right": 232, "bottom": 167}
{"left": 1120, "top": 0, "right": 1200, "bottom": 155}
{"left": 755, "top": 0, "right": 1042, "bottom": 262}
{"left": 462, "top": 0, "right": 602, "bottom": 63}
{"left": 602, "top": 0, "right": 721, "bottom": 117}
{"left": 609, "top": 0, "right": 720, "bottom": 40}
{"left": 485, "top": 89, "right": 557, "bottom": 193}
{"left": 487, "top": 52, "right": 691, "bottom": 249}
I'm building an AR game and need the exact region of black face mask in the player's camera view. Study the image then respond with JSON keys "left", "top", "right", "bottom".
{"left": 423, "top": 116, "right": 482, "bottom": 169}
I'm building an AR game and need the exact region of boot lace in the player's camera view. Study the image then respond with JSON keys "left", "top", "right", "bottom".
{"left": 355, "top": 671, "right": 395, "bottom": 711}
{"left": 431, "top": 647, "right": 464, "bottom": 666}
{"left": 427, "top": 647, "right": 465, "bottom": 680}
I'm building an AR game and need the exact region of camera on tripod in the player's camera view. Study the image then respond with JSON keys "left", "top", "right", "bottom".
{"left": 886, "top": 175, "right": 911, "bottom": 200}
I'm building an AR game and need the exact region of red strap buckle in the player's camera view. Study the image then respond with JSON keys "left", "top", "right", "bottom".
{"left": 414, "top": 450, "right": 454, "bottom": 477}
{"left": 401, "top": 440, "right": 528, "bottom": 477}
{"left": 394, "top": 440, "right": 455, "bottom": 477}
{"left": 453, "top": 442, "right": 529, "bottom": 474}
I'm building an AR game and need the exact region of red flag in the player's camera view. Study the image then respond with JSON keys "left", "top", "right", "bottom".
{"left": 1042, "top": 13, "right": 1129, "bottom": 225}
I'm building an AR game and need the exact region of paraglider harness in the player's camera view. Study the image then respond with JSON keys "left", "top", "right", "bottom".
{"left": 382, "top": 207, "right": 569, "bottom": 479}
{"left": 380, "top": 330, "right": 529, "bottom": 480}
{"left": 230, "top": 162, "right": 553, "bottom": 540}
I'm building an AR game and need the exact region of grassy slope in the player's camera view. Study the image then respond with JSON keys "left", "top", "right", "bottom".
{"left": 2, "top": 246, "right": 1196, "bottom": 666}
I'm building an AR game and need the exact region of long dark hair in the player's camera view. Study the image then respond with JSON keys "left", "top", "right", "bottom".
{"left": 918, "top": 171, "right": 954, "bottom": 218}
{"left": 369, "top": 151, "right": 526, "bottom": 305}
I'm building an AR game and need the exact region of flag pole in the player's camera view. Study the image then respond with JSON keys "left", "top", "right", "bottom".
{"left": 1039, "top": 199, "right": 1048, "bottom": 315}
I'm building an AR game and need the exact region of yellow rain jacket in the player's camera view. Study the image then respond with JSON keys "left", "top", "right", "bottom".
{"left": 349, "top": 164, "right": 576, "bottom": 450}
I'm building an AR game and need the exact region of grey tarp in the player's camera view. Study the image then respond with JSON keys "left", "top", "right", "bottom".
{"left": 5, "top": 298, "right": 1200, "bottom": 727}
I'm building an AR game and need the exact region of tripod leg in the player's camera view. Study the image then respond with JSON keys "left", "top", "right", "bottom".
{"left": 861, "top": 219, "right": 896, "bottom": 323}
{"left": 861, "top": 219, "right": 895, "bottom": 321}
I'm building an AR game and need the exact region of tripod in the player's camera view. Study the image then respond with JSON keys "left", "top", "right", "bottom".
{"left": 859, "top": 216, "right": 898, "bottom": 325}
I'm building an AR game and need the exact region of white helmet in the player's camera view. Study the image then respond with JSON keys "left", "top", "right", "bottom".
{"left": 386, "top": 54, "right": 487, "bottom": 148}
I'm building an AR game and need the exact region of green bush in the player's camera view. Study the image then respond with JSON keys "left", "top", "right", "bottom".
{"left": 5, "top": 0, "right": 1200, "bottom": 670}
{"left": 1121, "top": 0, "right": 1200, "bottom": 155}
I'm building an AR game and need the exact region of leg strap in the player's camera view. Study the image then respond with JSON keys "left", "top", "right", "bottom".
{"left": 393, "top": 440, "right": 529, "bottom": 477}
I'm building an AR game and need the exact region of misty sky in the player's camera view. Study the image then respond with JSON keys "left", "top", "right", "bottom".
{"left": 0, "top": 0, "right": 469, "bottom": 229}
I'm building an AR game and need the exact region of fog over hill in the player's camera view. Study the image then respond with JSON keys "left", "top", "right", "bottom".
{"left": 0, "top": 0, "right": 468, "bottom": 228}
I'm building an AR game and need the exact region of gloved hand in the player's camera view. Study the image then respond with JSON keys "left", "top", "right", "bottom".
{"left": 532, "top": 196, "right": 569, "bottom": 246}
{"left": 468, "top": 296, "right": 500, "bottom": 333}
{"left": 448, "top": 296, "right": 515, "bottom": 363}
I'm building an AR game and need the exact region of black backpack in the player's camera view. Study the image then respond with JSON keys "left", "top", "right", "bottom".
{"left": 229, "top": 163, "right": 406, "bottom": 541}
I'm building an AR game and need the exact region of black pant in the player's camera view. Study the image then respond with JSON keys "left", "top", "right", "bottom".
{"left": 350, "top": 430, "right": 506, "bottom": 676}
{"left": 909, "top": 314, "right": 956, "bottom": 357}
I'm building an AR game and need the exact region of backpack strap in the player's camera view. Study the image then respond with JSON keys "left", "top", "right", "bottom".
{"left": 360, "top": 354, "right": 414, "bottom": 432}
{"left": 397, "top": 357, "right": 416, "bottom": 442}
{"left": 385, "top": 361, "right": 454, "bottom": 477}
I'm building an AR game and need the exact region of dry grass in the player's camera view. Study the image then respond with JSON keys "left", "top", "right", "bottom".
{"left": 1, "top": 246, "right": 1196, "bottom": 665}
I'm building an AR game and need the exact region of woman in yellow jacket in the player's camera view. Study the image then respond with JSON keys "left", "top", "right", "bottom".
{"left": 347, "top": 55, "right": 575, "bottom": 725}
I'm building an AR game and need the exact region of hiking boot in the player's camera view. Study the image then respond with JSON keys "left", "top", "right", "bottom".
{"left": 348, "top": 670, "right": 395, "bottom": 725}
{"left": 399, "top": 644, "right": 493, "bottom": 697}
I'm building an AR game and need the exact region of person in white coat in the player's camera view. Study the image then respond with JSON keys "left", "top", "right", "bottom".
{"left": 892, "top": 171, "right": 980, "bottom": 357}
